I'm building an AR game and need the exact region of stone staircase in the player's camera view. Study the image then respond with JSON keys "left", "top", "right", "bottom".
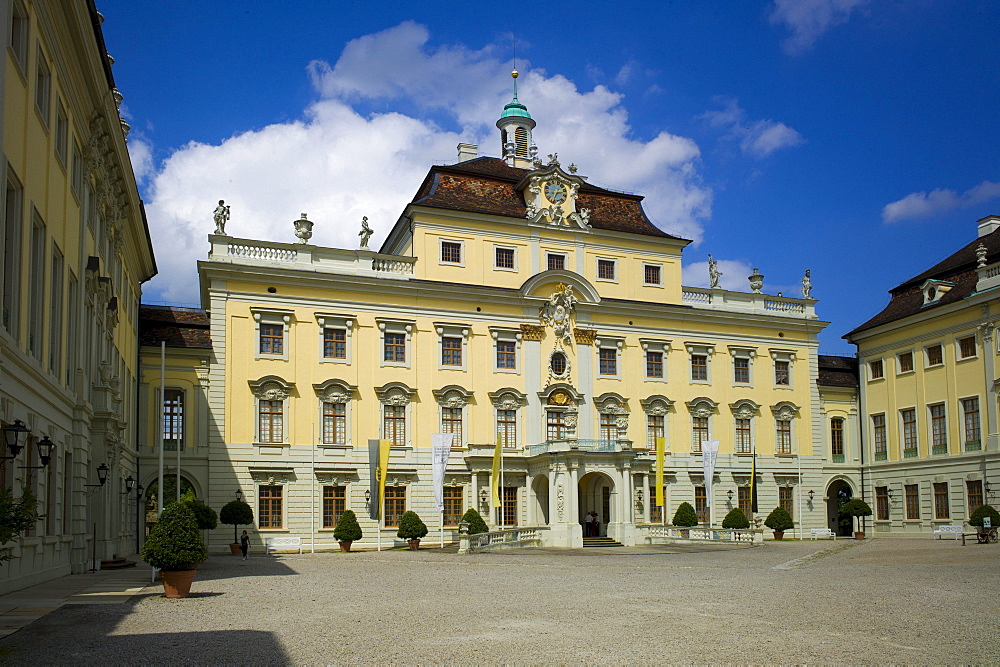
{"left": 582, "top": 536, "right": 624, "bottom": 548}
{"left": 100, "top": 556, "right": 137, "bottom": 570}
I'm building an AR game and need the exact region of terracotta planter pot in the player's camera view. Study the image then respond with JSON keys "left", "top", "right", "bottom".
{"left": 408, "top": 539, "right": 420, "bottom": 550}
{"left": 339, "top": 541, "right": 352, "bottom": 553}
{"left": 160, "top": 569, "right": 197, "bottom": 599}
{"left": 773, "top": 531, "right": 785, "bottom": 540}
{"left": 229, "top": 543, "right": 242, "bottom": 555}
{"left": 854, "top": 531, "right": 865, "bottom": 540}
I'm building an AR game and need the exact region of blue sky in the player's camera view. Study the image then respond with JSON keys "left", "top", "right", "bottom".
{"left": 99, "top": 0, "right": 999, "bottom": 354}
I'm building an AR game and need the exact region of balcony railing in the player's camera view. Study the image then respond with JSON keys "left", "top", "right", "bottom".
{"left": 903, "top": 448, "right": 918, "bottom": 458}
{"left": 832, "top": 454, "right": 845, "bottom": 463}
{"left": 680, "top": 287, "right": 815, "bottom": 319}
{"left": 458, "top": 527, "right": 542, "bottom": 554}
{"left": 209, "top": 235, "right": 416, "bottom": 279}
{"left": 874, "top": 451, "right": 888, "bottom": 461}
{"left": 965, "top": 440, "right": 982, "bottom": 452}
{"left": 525, "top": 439, "right": 626, "bottom": 456}
{"left": 932, "top": 444, "right": 948, "bottom": 455}
{"left": 646, "top": 525, "right": 763, "bottom": 544}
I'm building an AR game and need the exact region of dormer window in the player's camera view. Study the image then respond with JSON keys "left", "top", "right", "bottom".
{"left": 920, "top": 279, "right": 954, "bottom": 305}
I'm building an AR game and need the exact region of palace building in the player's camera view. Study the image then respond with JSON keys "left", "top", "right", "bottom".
{"left": 138, "top": 74, "right": 862, "bottom": 550}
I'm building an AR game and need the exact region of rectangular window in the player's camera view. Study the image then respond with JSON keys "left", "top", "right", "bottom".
{"left": 774, "top": 360, "right": 790, "bottom": 385}
{"left": 869, "top": 359, "right": 884, "bottom": 380}
{"left": 322, "top": 402, "right": 346, "bottom": 445}
{"left": 440, "top": 241, "right": 462, "bottom": 263}
{"left": 649, "top": 487, "right": 663, "bottom": 523}
{"left": 259, "top": 323, "right": 283, "bottom": 355}
{"left": 62, "top": 452, "right": 72, "bottom": 534}
{"left": 66, "top": 273, "right": 77, "bottom": 386}
{"left": 930, "top": 403, "right": 947, "bottom": 453}
{"left": 495, "top": 247, "right": 514, "bottom": 269}
{"left": 599, "top": 348, "right": 616, "bottom": 375}
{"left": 644, "top": 264, "right": 661, "bottom": 285}
{"left": 28, "top": 214, "right": 45, "bottom": 359}
{"left": 967, "top": 480, "right": 983, "bottom": 514}
{"left": 383, "top": 486, "right": 406, "bottom": 527}
{"left": 323, "top": 328, "right": 346, "bottom": 359}
{"left": 734, "top": 418, "right": 751, "bottom": 454}
{"left": 694, "top": 486, "right": 708, "bottom": 524}
{"left": 258, "top": 399, "right": 283, "bottom": 443}
{"left": 258, "top": 485, "right": 283, "bottom": 528}
{"left": 904, "top": 484, "right": 920, "bottom": 520}
{"left": 831, "top": 418, "right": 844, "bottom": 459}
{"left": 9, "top": 1, "right": 28, "bottom": 73}
{"left": 778, "top": 486, "right": 793, "bottom": 516}
{"left": 962, "top": 397, "right": 981, "bottom": 447}
{"left": 691, "top": 417, "right": 708, "bottom": 453}
{"left": 647, "top": 414, "right": 664, "bottom": 448}
{"left": 933, "top": 482, "right": 949, "bottom": 520}
{"left": 958, "top": 335, "right": 976, "bottom": 359}
{"left": 599, "top": 413, "right": 617, "bottom": 442}
{"left": 500, "top": 487, "right": 518, "bottom": 526}
{"left": 926, "top": 344, "right": 943, "bottom": 366}
{"left": 733, "top": 357, "right": 750, "bottom": 384}
{"left": 646, "top": 351, "right": 663, "bottom": 378}
{"left": 872, "top": 414, "right": 887, "bottom": 459}
{"left": 322, "top": 485, "right": 346, "bottom": 529}
{"left": 35, "top": 46, "right": 51, "bottom": 127}
{"left": 384, "top": 332, "right": 405, "bottom": 363}
{"left": 738, "top": 486, "right": 751, "bottom": 516}
{"left": 775, "top": 420, "right": 792, "bottom": 454}
{"left": 497, "top": 340, "right": 516, "bottom": 370}
{"left": 384, "top": 405, "right": 406, "bottom": 446}
{"left": 71, "top": 141, "right": 83, "bottom": 196}
{"left": 546, "top": 253, "right": 565, "bottom": 271}
{"left": 55, "top": 100, "right": 68, "bottom": 165}
{"left": 3, "top": 172, "right": 24, "bottom": 336}
{"left": 546, "top": 410, "right": 567, "bottom": 441}
{"left": 897, "top": 351, "right": 913, "bottom": 373}
{"left": 443, "top": 487, "right": 463, "bottom": 527}
{"left": 163, "top": 389, "right": 184, "bottom": 450}
{"left": 498, "top": 409, "right": 517, "bottom": 448}
{"left": 441, "top": 337, "right": 462, "bottom": 366}
{"left": 875, "top": 486, "right": 889, "bottom": 520}
{"left": 597, "top": 259, "right": 616, "bottom": 280}
{"left": 442, "top": 407, "right": 463, "bottom": 443}
{"left": 48, "top": 246, "right": 63, "bottom": 375}
{"left": 691, "top": 355, "right": 707, "bottom": 381}
{"left": 901, "top": 408, "right": 916, "bottom": 455}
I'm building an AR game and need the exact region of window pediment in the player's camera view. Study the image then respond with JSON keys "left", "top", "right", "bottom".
{"left": 375, "top": 382, "right": 416, "bottom": 406}
{"left": 685, "top": 397, "right": 718, "bottom": 418}
{"left": 641, "top": 395, "right": 675, "bottom": 416}
{"left": 489, "top": 388, "right": 527, "bottom": 410}
{"left": 433, "top": 385, "right": 473, "bottom": 408}
{"left": 249, "top": 375, "right": 294, "bottom": 400}
{"left": 313, "top": 379, "right": 357, "bottom": 403}
{"left": 730, "top": 399, "right": 761, "bottom": 419}
{"left": 771, "top": 401, "right": 801, "bottom": 420}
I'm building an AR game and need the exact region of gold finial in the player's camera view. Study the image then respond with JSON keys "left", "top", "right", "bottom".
{"left": 512, "top": 69, "right": 519, "bottom": 79}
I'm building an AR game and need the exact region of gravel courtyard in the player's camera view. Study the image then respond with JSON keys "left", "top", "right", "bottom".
{"left": 1, "top": 538, "right": 996, "bottom": 664}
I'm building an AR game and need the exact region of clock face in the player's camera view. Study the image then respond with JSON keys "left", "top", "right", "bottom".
{"left": 544, "top": 180, "right": 568, "bottom": 205}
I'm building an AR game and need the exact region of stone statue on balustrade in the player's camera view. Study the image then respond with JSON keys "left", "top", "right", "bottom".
{"left": 359, "top": 216, "right": 373, "bottom": 249}
{"left": 802, "top": 269, "right": 812, "bottom": 299}
{"left": 213, "top": 200, "right": 230, "bottom": 235}
{"left": 708, "top": 255, "right": 721, "bottom": 288}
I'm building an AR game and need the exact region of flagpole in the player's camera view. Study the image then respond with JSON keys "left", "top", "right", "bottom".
{"left": 310, "top": 423, "right": 315, "bottom": 554}
{"left": 797, "top": 439, "right": 802, "bottom": 541}
{"left": 157, "top": 341, "right": 164, "bottom": 514}
{"left": 500, "top": 438, "right": 505, "bottom": 529}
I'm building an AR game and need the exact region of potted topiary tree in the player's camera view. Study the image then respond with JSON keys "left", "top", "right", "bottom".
{"left": 220, "top": 499, "right": 254, "bottom": 555}
{"left": 840, "top": 498, "right": 872, "bottom": 539}
{"left": 968, "top": 504, "right": 1000, "bottom": 542}
{"left": 140, "top": 502, "right": 208, "bottom": 598}
{"left": 461, "top": 508, "right": 489, "bottom": 535}
{"left": 722, "top": 507, "right": 750, "bottom": 532}
{"left": 185, "top": 498, "right": 218, "bottom": 531}
{"left": 333, "top": 509, "right": 362, "bottom": 552}
{"left": 672, "top": 502, "right": 699, "bottom": 537}
{"left": 764, "top": 506, "right": 794, "bottom": 540}
{"left": 397, "top": 510, "right": 428, "bottom": 549}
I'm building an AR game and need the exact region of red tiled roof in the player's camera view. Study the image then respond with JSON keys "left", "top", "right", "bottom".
{"left": 139, "top": 305, "right": 211, "bottom": 349}
{"left": 817, "top": 355, "right": 858, "bottom": 388}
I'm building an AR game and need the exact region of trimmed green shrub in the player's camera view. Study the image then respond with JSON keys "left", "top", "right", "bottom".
{"left": 140, "top": 502, "right": 207, "bottom": 571}
{"left": 461, "top": 507, "right": 489, "bottom": 534}
{"left": 220, "top": 499, "right": 254, "bottom": 544}
{"left": 185, "top": 499, "right": 218, "bottom": 531}
{"left": 764, "top": 506, "right": 794, "bottom": 532}
{"left": 968, "top": 504, "right": 1000, "bottom": 528}
{"left": 722, "top": 507, "right": 750, "bottom": 529}
{"left": 840, "top": 498, "right": 872, "bottom": 533}
{"left": 397, "top": 511, "right": 428, "bottom": 540}
{"left": 0, "top": 487, "right": 39, "bottom": 565}
{"left": 333, "top": 509, "right": 362, "bottom": 542}
{"left": 672, "top": 502, "right": 699, "bottom": 527}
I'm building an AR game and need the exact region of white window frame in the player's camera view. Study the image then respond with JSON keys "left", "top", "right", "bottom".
{"left": 928, "top": 402, "right": 947, "bottom": 451}
{"left": 867, "top": 357, "right": 884, "bottom": 381}
{"left": 642, "top": 262, "right": 663, "bottom": 287}
{"left": 35, "top": 44, "right": 51, "bottom": 128}
{"left": 685, "top": 397, "right": 717, "bottom": 453}
{"left": 729, "top": 399, "right": 760, "bottom": 455}
{"left": 54, "top": 96, "right": 68, "bottom": 167}
{"left": 685, "top": 342, "right": 714, "bottom": 384}
{"left": 641, "top": 395, "right": 674, "bottom": 451}
{"left": 924, "top": 342, "right": 944, "bottom": 368}
{"left": 9, "top": 1, "right": 29, "bottom": 78}
{"left": 375, "top": 383, "right": 416, "bottom": 447}
{"left": 378, "top": 318, "right": 413, "bottom": 369}
{"left": 595, "top": 335, "right": 624, "bottom": 379}
{"left": 438, "top": 237, "right": 465, "bottom": 267}
{"left": 491, "top": 388, "right": 527, "bottom": 449}
{"left": 896, "top": 350, "right": 914, "bottom": 375}
{"left": 253, "top": 309, "right": 292, "bottom": 361}
{"left": 770, "top": 402, "right": 800, "bottom": 455}
{"left": 315, "top": 379, "right": 356, "bottom": 447}
{"left": 956, "top": 333, "right": 977, "bottom": 361}
{"left": 493, "top": 245, "right": 518, "bottom": 272}
{"left": 960, "top": 395, "right": 981, "bottom": 448}
{"left": 433, "top": 386, "right": 472, "bottom": 447}
{"left": 545, "top": 251, "right": 567, "bottom": 272}
{"left": 595, "top": 256, "right": 618, "bottom": 283}
{"left": 640, "top": 339, "right": 670, "bottom": 382}
{"left": 729, "top": 346, "right": 757, "bottom": 387}
{"left": 249, "top": 376, "right": 294, "bottom": 446}
{"left": 491, "top": 327, "right": 521, "bottom": 374}
{"left": 770, "top": 349, "right": 796, "bottom": 388}
{"left": 436, "top": 323, "right": 470, "bottom": 372}
{"left": 316, "top": 313, "right": 353, "bottom": 365}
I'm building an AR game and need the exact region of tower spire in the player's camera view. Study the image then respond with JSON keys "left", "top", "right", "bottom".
{"left": 497, "top": 69, "right": 536, "bottom": 168}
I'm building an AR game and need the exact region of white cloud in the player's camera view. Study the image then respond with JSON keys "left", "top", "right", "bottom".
{"left": 141, "top": 22, "right": 711, "bottom": 305}
{"left": 882, "top": 181, "right": 1000, "bottom": 223}
{"left": 701, "top": 98, "right": 804, "bottom": 158}
{"left": 769, "top": 0, "right": 869, "bottom": 55}
{"left": 126, "top": 134, "right": 154, "bottom": 188}
{"left": 683, "top": 259, "right": 754, "bottom": 292}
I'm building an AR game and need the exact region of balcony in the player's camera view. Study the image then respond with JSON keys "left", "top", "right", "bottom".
{"left": 965, "top": 440, "right": 982, "bottom": 452}
{"left": 681, "top": 287, "right": 816, "bottom": 320}
{"left": 832, "top": 454, "right": 845, "bottom": 463}
{"left": 525, "top": 439, "right": 628, "bottom": 456}
{"left": 874, "top": 451, "right": 887, "bottom": 461}
{"left": 903, "top": 448, "right": 918, "bottom": 458}
{"left": 932, "top": 444, "right": 948, "bottom": 455}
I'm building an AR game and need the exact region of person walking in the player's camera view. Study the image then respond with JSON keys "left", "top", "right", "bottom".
{"left": 240, "top": 530, "right": 250, "bottom": 560}
{"left": 584, "top": 511, "right": 593, "bottom": 537}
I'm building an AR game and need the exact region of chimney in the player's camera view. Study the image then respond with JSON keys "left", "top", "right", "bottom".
{"left": 977, "top": 214, "right": 1000, "bottom": 237}
{"left": 456, "top": 143, "right": 477, "bottom": 163}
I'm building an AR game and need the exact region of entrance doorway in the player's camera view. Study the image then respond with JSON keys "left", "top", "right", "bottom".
{"left": 826, "top": 479, "right": 854, "bottom": 537}
{"left": 578, "top": 471, "right": 614, "bottom": 537}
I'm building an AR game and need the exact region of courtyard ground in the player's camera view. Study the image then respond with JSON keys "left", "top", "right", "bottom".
{"left": 0, "top": 538, "right": 995, "bottom": 664}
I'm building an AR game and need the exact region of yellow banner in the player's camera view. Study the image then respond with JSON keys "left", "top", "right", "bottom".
{"left": 655, "top": 437, "right": 665, "bottom": 508}
{"left": 491, "top": 432, "right": 502, "bottom": 507}
{"left": 377, "top": 439, "right": 391, "bottom": 519}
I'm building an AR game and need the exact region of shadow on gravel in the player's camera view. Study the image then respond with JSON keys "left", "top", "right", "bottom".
{"left": 190, "top": 555, "right": 299, "bottom": 582}
{"left": 0, "top": 602, "right": 288, "bottom": 665}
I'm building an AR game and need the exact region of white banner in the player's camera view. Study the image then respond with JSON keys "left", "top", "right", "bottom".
{"left": 702, "top": 440, "right": 720, "bottom": 506}
{"left": 431, "top": 433, "right": 454, "bottom": 511}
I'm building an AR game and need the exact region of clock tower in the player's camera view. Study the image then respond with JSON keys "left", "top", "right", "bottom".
{"left": 496, "top": 70, "right": 537, "bottom": 169}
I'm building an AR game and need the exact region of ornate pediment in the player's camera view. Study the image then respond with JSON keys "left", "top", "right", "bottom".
{"left": 313, "top": 379, "right": 357, "bottom": 404}
{"left": 249, "top": 375, "right": 294, "bottom": 401}
{"left": 433, "top": 385, "right": 473, "bottom": 409}
{"left": 516, "top": 163, "right": 591, "bottom": 229}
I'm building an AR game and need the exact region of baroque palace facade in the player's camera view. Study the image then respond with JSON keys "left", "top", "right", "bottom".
{"left": 138, "top": 79, "right": 865, "bottom": 551}
{"left": 0, "top": 0, "right": 155, "bottom": 592}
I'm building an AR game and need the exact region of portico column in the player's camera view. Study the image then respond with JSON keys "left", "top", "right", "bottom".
{"left": 569, "top": 462, "right": 579, "bottom": 526}
{"left": 642, "top": 472, "right": 650, "bottom": 524}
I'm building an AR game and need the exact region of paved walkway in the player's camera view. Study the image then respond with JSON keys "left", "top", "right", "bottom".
{"left": 0, "top": 557, "right": 153, "bottom": 638}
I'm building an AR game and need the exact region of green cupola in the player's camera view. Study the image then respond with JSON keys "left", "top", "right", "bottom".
{"left": 496, "top": 70, "right": 537, "bottom": 168}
